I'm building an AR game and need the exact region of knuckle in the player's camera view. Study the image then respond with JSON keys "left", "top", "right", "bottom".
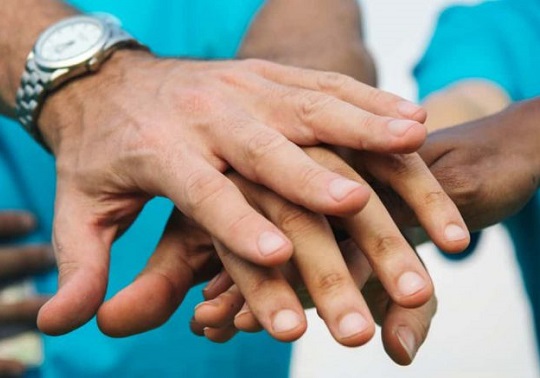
{"left": 370, "top": 235, "right": 406, "bottom": 259}
{"left": 422, "top": 190, "right": 448, "bottom": 206}
{"left": 433, "top": 166, "right": 481, "bottom": 208}
{"left": 244, "top": 131, "right": 288, "bottom": 173}
{"left": 297, "top": 92, "right": 334, "bottom": 125}
{"left": 298, "top": 165, "right": 327, "bottom": 189}
{"left": 184, "top": 171, "right": 230, "bottom": 214}
{"left": 249, "top": 275, "right": 279, "bottom": 297}
{"left": 275, "top": 204, "right": 320, "bottom": 236}
{"left": 385, "top": 153, "right": 419, "bottom": 177}
{"left": 316, "top": 71, "right": 349, "bottom": 93}
{"left": 314, "top": 271, "right": 349, "bottom": 294}
{"left": 366, "top": 86, "right": 389, "bottom": 106}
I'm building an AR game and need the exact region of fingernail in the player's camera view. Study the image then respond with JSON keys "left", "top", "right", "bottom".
{"left": 338, "top": 312, "right": 368, "bottom": 339}
{"left": 397, "top": 326, "right": 417, "bottom": 361}
{"left": 194, "top": 297, "right": 222, "bottom": 311}
{"left": 397, "top": 271, "right": 426, "bottom": 297}
{"left": 397, "top": 101, "right": 423, "bottom": 118}
{"left": 234, "top": 308, "right": 251, "bottom": 320}
{"left": 388, "top": 119, "right": 417, "bottom": 137}
{"left": 445, "top": 224, "right": 468, "bottom": 242}
{"left": 329, "top": 178, "right": 362, "bottom": 202}
{"left": 272, "top": 309, "right": 302, "bottom": 333}
{"left": 204, "top": 272, "right": 222, "bottom": 293}
{"left": 258, "top": 231, "right": 287, "bottom": 256}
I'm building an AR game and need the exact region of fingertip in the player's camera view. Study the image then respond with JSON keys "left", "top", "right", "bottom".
{"left": 97, "top": 273, "right": 185, "bottom": 337}
{"left": 268, "top": 309, "right": 307, "bottom": 342}
{"left": 397, "top": 101, "right": 428, "bottom": 124}
{"left": 389, "top": 121, "right": 428, "bottom": 154}
{"left": 335, "top": 312, "right": 376, "bottom": 347}
{"left": 385, "top": 269, "right": 434, "bottom": 310}
{"left": 327, "top": 179, "right": 371, "bottom": 216}
{"left": 203, "top": 326, "right": 239, "bottom": 343}
{"left": 440, "top": 224, "right": 471, "bottom": 254}
{"left": 37, "top": 277, "right": 105, "bottom": 336}
{"left": 190, "top": 317, "right": 205, "bottom": 336}
{"left": 255, "top": 231, "right": 294, "bottom": 266}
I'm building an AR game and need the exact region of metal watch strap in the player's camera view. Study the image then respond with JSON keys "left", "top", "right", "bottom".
{"left": 15, "top": 17, "right": 147, "bottom": 153}
{"left": 16, "top": 54, "right": 50, "bottom": 150}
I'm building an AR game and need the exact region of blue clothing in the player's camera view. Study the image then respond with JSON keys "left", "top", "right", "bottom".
{"left": 0, "top": 1, "right": 293, "bottom": 377}
{"left": 414, "top": 0, "right": 540, "bottom": 353}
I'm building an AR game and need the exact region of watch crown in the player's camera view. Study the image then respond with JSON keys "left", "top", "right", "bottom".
{"left": 88, "top": 56, "right": 100, "bottom": 71}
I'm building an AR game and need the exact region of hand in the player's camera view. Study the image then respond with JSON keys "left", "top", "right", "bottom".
{"left": 419, "top": 99, "right": 540, "bottom": 231}
{"left": 95, "top": 147, "right": 465, "bottom": 345}
{"left": 36, "top": 50, "right": 430, "bottom": 335}
{"left": 192, "top": 241, "right": 437, "bottom": 366}
{"left": 0, "top": 211, "right": 54, "bottom": 376}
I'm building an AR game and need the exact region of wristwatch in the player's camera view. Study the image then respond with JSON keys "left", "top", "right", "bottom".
{"left": 15, "top": 14, "right": 147, "bottom": 150}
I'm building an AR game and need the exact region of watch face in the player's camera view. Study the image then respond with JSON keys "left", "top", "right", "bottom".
{"left": 36, "top": 17, "right": 106, "bottom": 65}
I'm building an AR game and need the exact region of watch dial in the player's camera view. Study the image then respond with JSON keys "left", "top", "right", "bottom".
{"left": 39, "top": 21, "right": 104, "bottom": 62}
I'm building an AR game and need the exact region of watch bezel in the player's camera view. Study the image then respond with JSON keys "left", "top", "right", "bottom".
{"left": 34, "top": 16, "right": 109, "bottom": 70}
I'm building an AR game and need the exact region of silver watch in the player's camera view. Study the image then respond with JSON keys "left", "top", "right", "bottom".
{"left": 16, "top": 14, "right": 147, "bottom": 150}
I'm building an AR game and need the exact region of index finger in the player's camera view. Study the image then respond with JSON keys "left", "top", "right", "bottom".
{"left": 247, "top": 59, "right": 427, "bottom": 123}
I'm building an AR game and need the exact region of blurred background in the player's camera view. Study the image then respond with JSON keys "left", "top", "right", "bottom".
{"left": 290, "top": 1, "right": 540, "bottom": 377}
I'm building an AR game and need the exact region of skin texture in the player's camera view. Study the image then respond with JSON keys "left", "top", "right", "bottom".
{"left": 0, "top": 0, "right": 445, "bottom": 337}
{"left": 382, "top": 81, "right": 539, "bottom": 232}
{"left": 95, "top": 2, "right": 468, "bottom": 365}
{"left": 0, "top": 212, "right": 54, "bottom": 376}
{"left": 420, "top": 97, "right": 540, "bottom": 231}
{"left": 93, "top": 146, "right": 445, "bottom": 363}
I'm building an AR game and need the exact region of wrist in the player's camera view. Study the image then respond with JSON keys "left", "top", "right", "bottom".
{"left": 0, "top": 3, "right": 76, "bottom": 117}
{"left": 39, "top": 49, "right": 155, "bottom": 154}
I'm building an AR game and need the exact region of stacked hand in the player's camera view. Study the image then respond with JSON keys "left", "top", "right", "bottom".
{"left": 35, "top": 51, "right": 450, "bottom": 335}
{"left": 91, "top": 146, "right": 466, "bottom": 365}
{"left": 0, "top": 212, "right": 54, "bottom": 376}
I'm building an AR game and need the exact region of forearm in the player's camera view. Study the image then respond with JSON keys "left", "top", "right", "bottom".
{"left": 238, "top": 0, "right": 376, "bottom": 85}
{"left": 0, "top": 0, "right": 77, "bottom": 117}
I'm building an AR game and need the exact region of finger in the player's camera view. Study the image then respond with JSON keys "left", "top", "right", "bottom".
{"left": 247, "top": 59, "right": 427, "bottom": 122}
{"left": 214, "top": 239, "right": 307, "bottom": 342}
{"left": 305, "top": 148, "right": 434, "bottom": 309}
{"left": 0, "top": 211, "right": 36, "bottom": 239}
{"left": 190, "top": 316, "right": 205, "bottom": 336}
{"left": 202, "top": 270, "right": 233, "bottom": 300}
{"left": 234, "top": 303, "right": 264, "bottom": 333}
{"left": 0, "top": 245, "right": 55, "bottom": 282}
{"left": 382, "top": 293, "right": 437, "bottom": 365}
{"left": 365, "top": 153, "right": 470, "bottom": 253}
{"left": 0, "top": 297, "right": 49, "bottom": 325}
{"left": 232, "top": 175, "right": 375, "bottom": 347}
{"left": 203, "top": 324, "right": 239, "bottom": 343}
{"left": 195, "top": 285, "right": 244, "bottom": 328}
{"left": 156, "top": 160, "right": 294, "bottom": 267}
{"left": 97, "top": 211, "right": 212, "bottom": 337}
{"left": 270, "top": 87, "right": 426, "bottom": 153}
{"left": 37, "top": 187, "right": 111, "bottom": 336}
{"left": 0, "top": 360, "right": 25, "bottom": 377}
{"left": 214, "top": 120, "right": 370, "bottom": 216}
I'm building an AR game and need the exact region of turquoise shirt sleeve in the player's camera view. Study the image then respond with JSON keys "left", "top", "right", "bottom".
{"left": 414, "top": 1, "right": 540, "bottom": 101}
{"left": 68, "top": 0, "right": 265, "bottom": 59}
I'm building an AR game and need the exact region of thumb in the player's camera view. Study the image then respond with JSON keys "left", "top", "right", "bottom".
{"left": 37, "top": 187, "right": 113, "bottom": 335}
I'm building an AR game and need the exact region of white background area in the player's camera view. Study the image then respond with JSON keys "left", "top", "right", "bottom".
{"left": 291, "top": 1, "right": 540, "bottom": 377}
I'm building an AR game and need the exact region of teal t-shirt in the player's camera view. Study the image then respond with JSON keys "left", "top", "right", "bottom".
{"left": 0, "top": 1, "right": 294, "bottom": 377}
{"left": 414, "top": 0, "right": 540, "bottom": 354}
